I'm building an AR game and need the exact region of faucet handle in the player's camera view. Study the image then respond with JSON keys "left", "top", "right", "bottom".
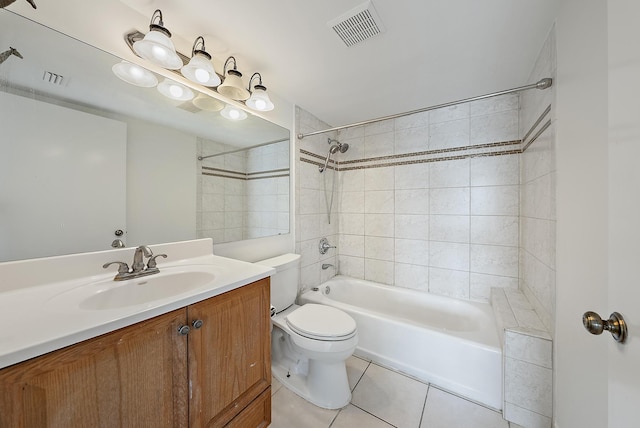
{"left": 147, "top": 254, "right": 167, "bottom": 269}
{"left": 103, "top": 261, "right": 130, "bottom": 274}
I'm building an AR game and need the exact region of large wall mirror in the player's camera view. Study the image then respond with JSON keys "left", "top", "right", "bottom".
{"left": 0, "top": 10, "right": 290, "bottom": 262}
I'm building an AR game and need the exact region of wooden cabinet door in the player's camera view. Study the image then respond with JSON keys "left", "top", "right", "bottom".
{"left": 188, "top": 278, "right": 271, "bottom": 428}
{"left": 0, "top": 309, "right": 189, "bottom": 428}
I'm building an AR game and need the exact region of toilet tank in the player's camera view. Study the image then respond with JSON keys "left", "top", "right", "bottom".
{"left": 255, "top": 253, "right": 301, "bottom": 313}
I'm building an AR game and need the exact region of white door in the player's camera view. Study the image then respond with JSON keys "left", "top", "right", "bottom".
{"left": 607, "top": 0, "right": 640, "bottom": 425}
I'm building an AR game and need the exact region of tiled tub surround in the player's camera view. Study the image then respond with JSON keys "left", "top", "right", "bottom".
{"left": 295, "top": 107, "right": 340, "bottom": 290}
{"left": 492, "top": 288, "right": 552, "bottom": 428}
{"left": 197, "top": 138, "right": 290, "bottom": 243}
{"left": 298, "top": 93, "right": 523, "bottom": 303}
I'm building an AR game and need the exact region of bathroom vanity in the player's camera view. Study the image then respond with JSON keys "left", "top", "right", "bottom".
{"left": 0, "top": 239, "right": 274, "bottom": 428}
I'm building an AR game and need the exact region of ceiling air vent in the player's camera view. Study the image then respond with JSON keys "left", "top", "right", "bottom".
{"left": 328, "top": 0, "right": 386, "bottom": 47}
{"left": 42, "top": 70, "right": 65, "bottom": 86}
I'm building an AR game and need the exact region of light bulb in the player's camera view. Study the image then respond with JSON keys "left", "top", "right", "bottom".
{"left": 254, "top": 99, "right": 267, "bottom": 110}
{"left": 195, "top": 68, "right": 210, "bottom": 83}
{"left": 169, "top": 85, "right": 184, "bottom": 98}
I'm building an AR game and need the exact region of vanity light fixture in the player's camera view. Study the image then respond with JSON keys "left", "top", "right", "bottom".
{"left": 181, "top": 36, "right": 221, "bottom": 87}
{"left": 111, "top": 60, "right": 158, "bottom": 87}
{"left": 220, "top": 103, "right": 248, "bottom": 121}
{"left": 157, "top": 78, "right": 194, "bottom": 101}
{"left": 132, "top": 9, "right": 183, "bottom": 70}
{"left": 217, "top": 56, "right": 250, "bottom": 101}
{"left": 246, "top": 72, "right": 274, "bottom": 111}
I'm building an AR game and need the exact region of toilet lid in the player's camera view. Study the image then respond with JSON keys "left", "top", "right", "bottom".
{"left": 286, "top": 304, "right": 357, "bottom": 340}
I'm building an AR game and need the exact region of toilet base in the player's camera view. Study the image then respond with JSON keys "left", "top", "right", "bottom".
{"left": 271, "top": 323, "right": 352, "bottom": 410}
{"left": 272, "top": 358, "right": 351, "bottom": 410}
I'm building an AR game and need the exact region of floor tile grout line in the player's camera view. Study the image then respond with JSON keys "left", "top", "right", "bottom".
{"left": 418, "top": 384, "right": 431, "bottom": 428}
{"left": 349, "top": 402, "right": 399, "bottom": 428}
{"left": 350, "top": 359, "right": 372, "bottom": 392}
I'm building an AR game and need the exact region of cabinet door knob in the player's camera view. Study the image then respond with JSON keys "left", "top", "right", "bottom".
{"left": 177, "top": 325, "right": 191, "bottom": 336}
{"left": 191, "top": 319, "right": 204, "bottom": 329}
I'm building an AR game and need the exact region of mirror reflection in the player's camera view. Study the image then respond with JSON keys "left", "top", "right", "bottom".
{"left": 0, "top": 10, "right": 290, "bottom": 262}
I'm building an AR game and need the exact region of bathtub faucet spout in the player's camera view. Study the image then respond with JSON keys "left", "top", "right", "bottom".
{"left": 322, "top": 263, "right": 334, "bottom": 270}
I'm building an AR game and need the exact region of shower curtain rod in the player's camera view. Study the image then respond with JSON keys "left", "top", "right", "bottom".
{"left": 297, "top": 78, "right": 553, "bottom": 140}
{"left": 198, "top": 137, "right": 290, "bottom": 161}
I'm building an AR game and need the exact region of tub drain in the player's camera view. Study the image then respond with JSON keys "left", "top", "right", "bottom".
{"left": 324, "top": 286, "right": 331, "bottom": 295}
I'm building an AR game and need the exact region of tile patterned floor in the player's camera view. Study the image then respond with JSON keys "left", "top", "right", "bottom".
{"left": 270, "top": 356, "right": 523, "bottom": 428}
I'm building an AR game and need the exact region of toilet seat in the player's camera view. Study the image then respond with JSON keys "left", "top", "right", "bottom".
{"left": 286, "top": 304, "right": 357, "bottom": 341}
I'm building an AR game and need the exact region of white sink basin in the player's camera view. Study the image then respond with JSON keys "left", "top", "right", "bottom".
{"left": 48, "top": 268, "right": 217, "bottom": 310}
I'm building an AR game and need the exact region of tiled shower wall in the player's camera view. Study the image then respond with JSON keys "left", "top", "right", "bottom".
{"left": 197, "top": 138, "right": 289, "bottom": 244}
{"left": 518, "top": 26, "right": 557, "bottom": 335}
{"left": 332, "top": 95, "right": 521, "bottom": 302}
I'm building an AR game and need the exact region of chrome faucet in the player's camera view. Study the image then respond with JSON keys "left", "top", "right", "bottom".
{"left": 103, "top": 245, "right": 167, "bottom": 281}
{"left": 131, "top": 245, "right": 152, "bottom": 273}
{"left": 319, "top": 237, "right": 336, "bottom": 255}
{"left": 322, "top": 264, "right": 334, "bottom": 270}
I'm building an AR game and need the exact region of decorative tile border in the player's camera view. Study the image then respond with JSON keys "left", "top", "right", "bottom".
{"left": 202, "top": 166, "right": 290, "bottom": 181}
{"left": 298, "top": 105, "right": 552, "bottom": 171}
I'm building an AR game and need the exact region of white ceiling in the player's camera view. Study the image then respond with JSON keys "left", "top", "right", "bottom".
{"left": 6, "top": 0, "right": 558, "bottom": 128}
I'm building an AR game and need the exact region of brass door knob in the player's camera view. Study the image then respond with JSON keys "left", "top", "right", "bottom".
{"left": 582, "top": 311, "right": 627, "bottom": 343}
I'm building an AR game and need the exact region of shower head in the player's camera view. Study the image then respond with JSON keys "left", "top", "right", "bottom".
{"left": 319, "top": 139, "right": 349, "bottom": 172}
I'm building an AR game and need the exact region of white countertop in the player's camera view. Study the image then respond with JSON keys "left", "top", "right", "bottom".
{"left": 0, "top": 239, "right": 275, "bottom": 369}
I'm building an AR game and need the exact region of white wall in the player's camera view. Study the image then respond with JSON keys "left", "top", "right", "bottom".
{"left": 555, "top": 0, "right": 608, "bottom": 426}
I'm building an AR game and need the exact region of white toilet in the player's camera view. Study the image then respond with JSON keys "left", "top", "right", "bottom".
{"left": 256, "top": 253, "right": 358, "bottom": 409}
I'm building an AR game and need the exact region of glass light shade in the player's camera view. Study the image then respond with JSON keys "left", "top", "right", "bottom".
{"left": 133, "top": 29, "right": 183, "bottom": 70}
{"left": 157, "top": 78, "right": 194, "bottom": 101}
{"left": 246, "top": 86, "right": 274, "bottom": 111}
{"left": 112, "top": 60, "right": 158, "bottom": 87}
{"left": 192, "top": 93, "right": 224, "bottom": 111}
{"left": 181, "top": 53, "right": 221, "bottom": 87}
{"left": 220, "top": 104, "right": 248, "bottom": 121}
{"left": 217, "top": 70, "right": 250, "bottom": 101}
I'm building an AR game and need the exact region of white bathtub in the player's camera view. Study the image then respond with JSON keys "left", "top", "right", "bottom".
{"left": 299, "top": 275, "right": 502, "bottom": 410}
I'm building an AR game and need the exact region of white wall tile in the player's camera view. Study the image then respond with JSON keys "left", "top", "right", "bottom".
{"left": 469, "top": 93, "right": 519, "bottom": 117}
{"left": 429, "top": 268, "right": 470, "bottom": 299}
{"left": 340, "top": 213, "right": 365, "bottom": 235}
{"left": 394, "top": 263, "right": 429, "bottom": 291}
{"left": 429, "top": 215, "right": 470, "bottom": 243}
{"left": 395, "top": 110, "right": 429, "bottom": 130}
{"left": 430, "top": 188, "right": 470, "bottom": 215}
{"left": 341, "top": 191, "right": 365, "bottom": 213}
{"left": 470, "top": 216, "right": 519, "bottom": 246}
{"left": 470, "top": 154, "right": 519, "bottom": 186}
{"left": 364, "top": 236, "right": 394, "bottom": 261}
{"left": 429, "top": 119, "right": 470, "bottom": 150}
{"left": 395, "top": 214, "right": 429, "bottom": 240}
{"left": 395, "top": 189, "right": 429, "bottom": 214}
{"left": 339, "top": 234, "right": 365, "bottom": 257}
{"left": 430, "top": 103, "right": 469, "bottom": 124}
{"left": 470, "top": 244, "right": 518, "bottom": 277}
{"left": 429, "top": 241, "right": 470, "bottom": 270}
{"left": 470, "top": 273, "right": 518, "bottom": 302}
{"left": 365, "top": 132, "right": 394, "bottom": 158}
{"left": 339, "top": 255, "right": 365, "bottom": 279}
{"left": 504, "top": 402, "right": 552, "bottom": 428}
{"left": 505, "top": 331, "right": 553, "bottom": 368}
{"left": 504, "top": 358, "right": 553, "bottom": 417}
{"left": 395, "top": 126, "right": 429, "bottom": 154}
{"left": 470, "top": 110, "right": 519, "bottom": 145}
{"left": 471, "top": 185, "right": 519, "bottom": 216}
{"left": 340, "top": 170, "right": 365, "bottom": 192}
{"left": 364, "top": 259, "right": 395, "bottom": 285}
{"left": 395, "top": 239, "right": 429, "bottom": 266}
{"left": 365, "top": 167, "right": 395, "bottom": 190}
{"left": 365, "top": 213, "right": 395, "bottom": 237}
{"left": 395, "top": 163, "right": 430, "bottom": 190}
{"left": 365, "top": 190, "right": 395, "bottom": 213}
{"left": 430, "top": 159, "right": 470, "bottom": 188}
{"left": 365, "top": 119, "right": 395, "bottom": 136}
